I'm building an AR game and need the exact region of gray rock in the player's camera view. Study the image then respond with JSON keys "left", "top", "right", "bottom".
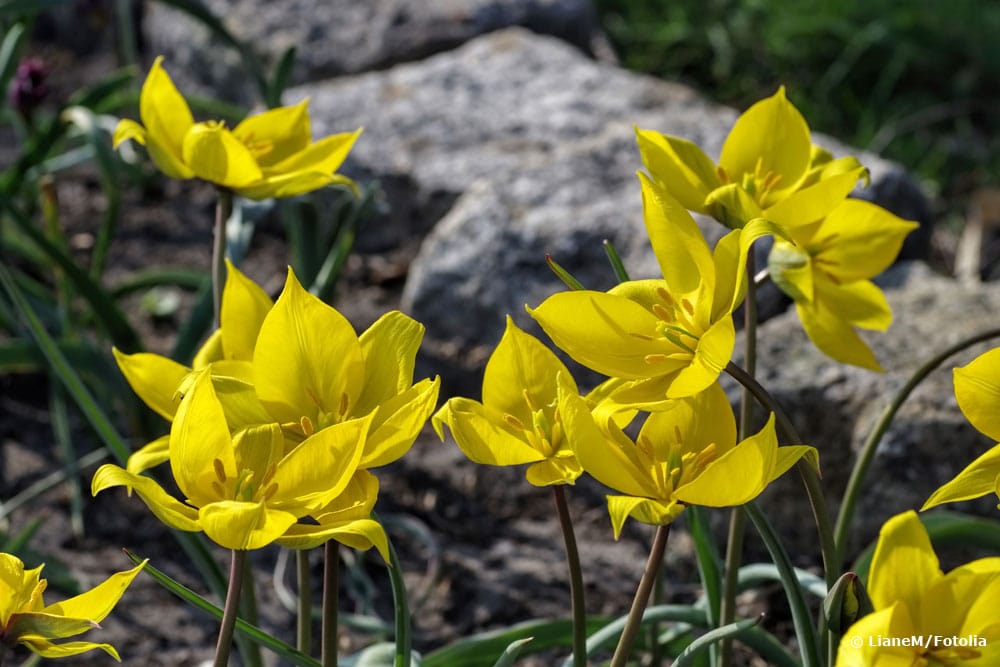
{"left": 292, "top": 28, "right": 928, "bottom": 395}
{"left": 144, "top": 0, "right": 604, "bottom": 104}
{"left": 746, "top": 261, "right": 1000, "bottom": 562}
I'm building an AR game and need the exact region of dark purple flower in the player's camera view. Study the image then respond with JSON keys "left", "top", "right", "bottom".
{"left": 8, "top": 58, "right": 49, "bottom": 115}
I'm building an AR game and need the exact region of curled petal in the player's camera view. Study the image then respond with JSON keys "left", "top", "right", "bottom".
{"left": 91, "top": 465, "right": 200, "bottom": 532}
{"left": 198, "top": 500, "right": 298, "bottom": 551}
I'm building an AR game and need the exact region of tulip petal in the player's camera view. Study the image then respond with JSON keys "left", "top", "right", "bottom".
{"left": 704, "top": 183, "right": 763, "bottom": 229}
{"left": 198, "top": 500, "right": 298, "bottom": 550}
{"left": 361, "top": 377, "right": 440, "bottom": 468}
{"left": 125, "top": 435, "right": 170, "bottom": 475}
{"left": 277, "top": 519, "right": 389, "bottom": 561}
{"left": 254, "top": 268, "right": 364, "bottom": 424}
{"left": 269, "top": 415, "right": 370, "bottom": 511}
{"left": 528, "top": 290, "right": 675, "bottom": 379}
{"left": 139, "top": 57, "right": 194, "bottom": 161}
{"left": 17, "top": 638, "right": 120, "bottom": 661}
{"left": 867, "top": 510, "right": 942, "bottom": 613}
{"left": 169, "top": 370, "right": 237, "bottom": 506}
{"left": 795, "top": 297, "right": 883, "bottom": 372}
{"left": 641, "top": 383, "right": 736, "bottom": 457}
{"left": 355, "top": 311, "right": 424, "bottom": 416}
{"left": 112, "top": 348, "right": 189, "bottom": 421}
{"left": 813, "top": 200, "right": 919, "bottom": 282}
{"left": 525, "top": 457, "right": 582, "bottom": 486}
{"left": 7, "top": 613, "right": 96, "bottom": 641}
{"left": 182, "top": 122, "right": 263, "bottom": 188}
{"left": 955, "top": 348, "right": 1000, "bottom": 442}
{"left": 921, "top": 443, "right": 1000, "bottom": 510}
{"left": 42, "top": 561, "right": 145, "bottom": 624}
{"left": 232, "top": 99, "right": 311, "bottom": 166}
{"left": 267, "top": 129, "right": 362, "bottom": 175}
{"left": 837, "top": 604, "right": 913, "bottom": 666}
{"left": 483, "top": 317, "right": 572, "bottom": 425}
{"left": 815, "top": 277, "right": 892, "bottom": 331}
{"left": 719, "top": 87, "right": 811, "bottom": 200}
{"left": 667, "top": 317, "right": 735, "bottom": 399}
{"left": 91, "top": 465, "right": 200, "bottom": 532}
{"left": 433, "top": 398, "right": 546, "bottom": 466}
{"left": 112, "top": 118, "right": 146, "bottom": 149}
{"left": 635, "top": 127, "right": 719, "bottom": 213}
{"left": 639, "top": 173, "right": 714, "bottom": 296}
{"left": 192, "top": 329, "right": 223, "bottom": 368}
{"left": 765, "top": 168, "right": 865, "bottom": 232}
{"left": 220, "top": 260, "right": 274, "bottom": 361}
{"left": 607, "top": 496, "right": 681, "bottom": 539}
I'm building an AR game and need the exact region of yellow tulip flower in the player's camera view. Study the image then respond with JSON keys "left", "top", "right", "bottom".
{"left": 113, "top": 57, "right": 360, "bottom": 200}
{"left": 636, "top": 87, "right": 866, "bottom": 230}
{"left": 836, "top": 510, "right": 1000, "bottom": 666}
{"left": 93, "top": 369, "right": 370, "bottom": 551}
{"left": 923, "top": 348, "right": 1000, "bottom": 511}
{"left": 529, "top": 174, "right": 778, "bottom": 408}
{"left": 432, "top": 316, "right": 585, "bottom": 486}
{"left": 0, "top": 553, "right": 145, "bottom": 661}
{"left": 560, "top": 381, "right": 816, "bottom": 538}
{"left": 768, "top": 199, "right": 918, "bottom": 371}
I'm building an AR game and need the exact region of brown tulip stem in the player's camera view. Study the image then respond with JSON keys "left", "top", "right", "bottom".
{"left": 609, "top": 524, "right": 670, "bottom": 667}
{"left": 212, "top": 188, "right": 233, "bottom": 326}
{"left": 297, "top": 549, "right": 313, "bottom": 654}
{"left": 322, "top": 541, "right": 339, "bottom": 667}
{"left": 213, "top": 549, "right": 246, "bottom": 667}
{"left": 553, "top": 485, "right": 588, "bottom": 667}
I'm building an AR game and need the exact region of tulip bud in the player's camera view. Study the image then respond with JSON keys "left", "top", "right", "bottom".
{"left": 823, "top": 571, "right": 874, "bottom": 634}
{"left": 8, "top": 57, "right": 48, "bottom": 118}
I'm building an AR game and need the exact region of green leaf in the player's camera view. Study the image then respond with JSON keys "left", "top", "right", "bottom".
{"left": 266, "top": 46, "right": 298, "bottom": 109}
{"left": 0, "top": 0, "right": 72, "bottom": 16}
{"left": 673, "top": 615, "right": 763, "bottom": 667}
{"left": 0, "top": 23, "right": 26, "bottom": 104}
{"left": 603, "top": 239, "right": 631, "bottom": 283}
{"left": 124, "top": 551, "right": 322, "bottom": 667}
{"left": 545, "top": 255, "right": 586, "bottom": 291}
{"left": 426, "top": 618, "right": 608, "bottom": 667}
{"left": 491, "top": 638, "right": 533, "bottom": 667}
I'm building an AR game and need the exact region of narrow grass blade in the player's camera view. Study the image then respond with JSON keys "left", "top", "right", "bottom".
{"left": 491, "top": 638, "right": 533, "bottom": 667}
{"left": 266, "top": 46, "right": 298, "bottom": 108}
{"left": 545, "top": 255, "right": 585, "bottom": 291}
{"left": 602, "top": 239, "right": 631, "bottom": 283}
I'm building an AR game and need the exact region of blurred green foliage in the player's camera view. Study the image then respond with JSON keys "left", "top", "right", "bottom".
{"left": 596, "top": 0, "right": 1000, "bottom": 201}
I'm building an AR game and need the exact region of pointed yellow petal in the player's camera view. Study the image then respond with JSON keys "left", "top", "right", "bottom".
{"left": 836, "top": 605, "right": 914, "bottom": 667}
{"left": 42, "top": 561, "right": 145, "bottom": 623}
{"left": 955, "top": 348, "right": 1000, "bottom": 442}
{"left": 266, "top": 129, "right": 361, "bottom": 175}
{"left": 192, "top": 329, "right": 223, "bottom": 368}
{"left": 642, "top": 383, "right": 736, "bottom": 456}
{"left": 112, "top": 118, "right": 146, "bottom": 149}
{"left": 561, "top": 389, "right": 657, "bottom": 498}
{"left": 704, "top": 183, "right": 764, "bottom": 230}
{"left": 922, "top": 443, "right": 1000, "bottom": 510}
{"left": 182, "top": 122, "right": 263, "bottom": 187}
{"left": 7, "top": 613, "right": 96, "bottom": 642}
{"left": 277, "top": 519, "right": 389, "bottom": 561}
{"left": 769, "top": 240, "right": 814, "bottom": 303}
{"left": 528, "top": 290, "right": 674, "bottom": 380}
{"left": 713, "top": 217, "right": 786, "bottom": 318}
{"left": 483, "top": 316, "right": 571, "bottom": 425}
{"left": 361, "top": 377, "right": 440, "bottom": 468}
{"left": 635, "top": 127, "right": 719, "bottom": 213}
{"left": 795, "top": 298, "right": 883, "bottom": 372}
{"left": 112, "top": 348, "right": 189, "bottom": 421}
{"left": 269, "top": 415, "right": 370, "bottom": 511}
{"left": 220, "top": 260, "right": 273, "bottom": 362}
{"left": 639, "top": 173, "right": 714, "bottom": 295}
{"left": 719, "top": 87, "right": 811, "bottom": 199}
{"left": 666, "top": 317, "right": 735, "bottom": 399}
{"left": 764, "top": 168, "right": 865, "bottom": 232}
{"left": 125, "top": 435, "right": 170, "bottom": 475}
{"left": 525, "top": 457, "right": 582, "bottom": 486}
{"left": 169, "top": 370, "right": 236, "bottom": 507}
{"left": 812, "top": 200, "right": 918, "bottom": 282}
{"left": 433, "top": 398, "right": 546, "bottom": 466}
{"left": 198, "top": 501, "right": 298, "bottom": 550}
{"left": 232, "top": 99, "right": 311, "bottom": 167}
{"left": 675, "top": 414, "right": 779, "bottom": 506}
{"left": 607, "top": 496, "right": 681, "bottom": 538}
{"left": 867, "top": 510, "right": 941, "bottom": 612}
{"left": 607, "top": 495, "right": 649, "bottom": 539}
{"left": 254, "top": 267, "right": 364, "bottom": 424}
{"left": 91, "top": 465, "right": 200, "bottom": 532}
{"left": 139, "top": 57, "right": 193, "bottom": 163}
{"left": 814, "top": 277, "right": 892, "bottom": 331}
{"left": 235, "top": 171, "right": 354, "bottom": 200}
{"left": 354, "top": 310, "right": 424, "bottom": 416}
{"left": 18, "top": 638, "right": 121, "bottom": 661}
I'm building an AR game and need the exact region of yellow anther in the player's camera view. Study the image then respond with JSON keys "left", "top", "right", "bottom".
{"left": 644, "top": 353, "right": 670, "bottom": 364}
{"left": 717, "top": 165, "right": 730, "bottom": 184}
{"left": 300, "top": 415, "right": 315, "bottom": 437}
{"left": 652, "top": 303, "right": 673, "bottom": 322}
{"left": 263, "top": 483, "right": 279, "bottom": 501}
{"left": 339, "top": 392, "right": 350, "bottom": 418}
{"left": 503, "top": 414, "right": 526, "bottom": 431}
{"left": 680, "top": 298, "right": 695, "bottom": 316}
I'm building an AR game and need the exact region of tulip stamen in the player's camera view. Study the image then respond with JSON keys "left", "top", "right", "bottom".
{"left": 213, "top": 458, "right": 227, "bottom": 484}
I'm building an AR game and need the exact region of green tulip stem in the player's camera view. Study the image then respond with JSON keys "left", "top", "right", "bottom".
{"left": 552, "top": 485, "right": 588, "bottom": 667}
{"left": 297, "top": 549, "right": 313, "bottom": 654}
{"left": 212, "top": 188, "right": 233, "bottom": 326}
{"left": 610, "top": 524, "right": 671, "bottom": 667}
{"left": 725, "top": 361, "right": 837, "bottom": 591}
{"left": 719, "top": 250, "right": 759, "bottom": 666}
{"left": 214, "top": 549, "right": 246, "bottom": 667}
{"left": 322, "top": 541, "right": 339, "bottom": 667}
{"left": 833, "top": 326, "right": 1000, "bottom": 568}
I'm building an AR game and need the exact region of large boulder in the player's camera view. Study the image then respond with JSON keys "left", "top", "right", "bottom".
{"left": 748, "top": 261, "right": 1000, "bottom": 561}
{"left": 292, "top": 28, "right": 929, "bottom": 395}
{"left": 144, "top": 0, "right": 605, "bottom": 103}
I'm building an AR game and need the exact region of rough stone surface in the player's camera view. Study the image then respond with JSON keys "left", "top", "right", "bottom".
{"left": 294, "top": 28, "right": 930, "bottom": 396}
{"left": 747, "top": 261, "right": 1000, "bottom": 560}
{"left": 144, "top": 0, "right": 605, "bottom": 103}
